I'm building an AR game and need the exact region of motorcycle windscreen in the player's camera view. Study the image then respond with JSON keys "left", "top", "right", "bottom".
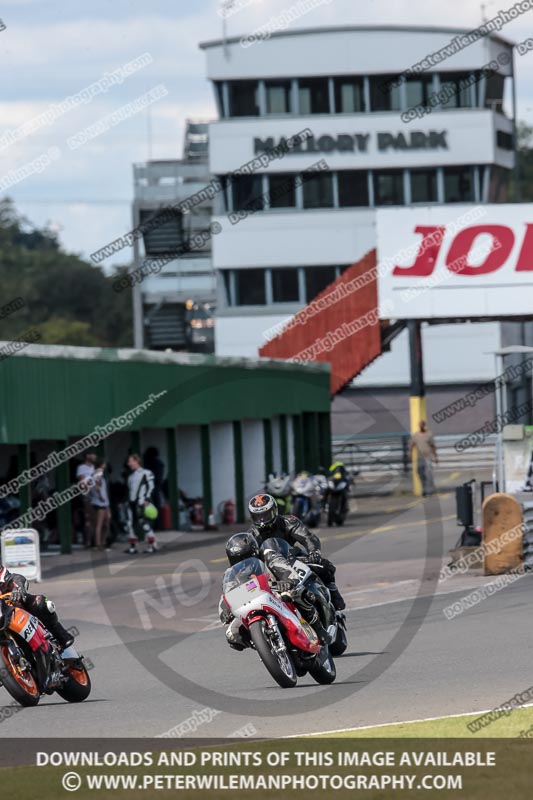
{"left": 222, "top": 557, "right": 268, "bottom": 593}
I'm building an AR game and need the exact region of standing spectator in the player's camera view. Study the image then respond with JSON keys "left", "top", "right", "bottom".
{"left": 125, "top": 453, "right": 158, "bottom": 555}
{"left": 143, "top": 446, "right": 165, "bottom": 529}
{"left": 89, "top": 458, "right": 111, "bottom": 551}
{"left": 410, "top": 420, "right": 438, "bottom": 497}
{"left": 76, "top": 452, "right": 97, "bottom": 548}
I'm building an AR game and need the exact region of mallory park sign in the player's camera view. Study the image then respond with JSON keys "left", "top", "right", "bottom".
{"left": 253, "top": 131, "right": 448, "bottom": 155}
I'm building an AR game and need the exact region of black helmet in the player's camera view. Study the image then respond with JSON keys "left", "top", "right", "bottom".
{"left": 225, "top": 532, "right": 259, "bottom": 566}
{"left": 248, "top": 493, "right": 278, "bottom": 531}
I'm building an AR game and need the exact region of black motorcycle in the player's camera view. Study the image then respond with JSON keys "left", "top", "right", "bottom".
{"left": 326, "top": 468, "right": 351, "bottom": 527}
{"left": 261, "top": 538, "right": 347, "bottom": 657}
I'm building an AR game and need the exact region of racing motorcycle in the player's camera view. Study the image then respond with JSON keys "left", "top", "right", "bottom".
{"left": 264, "top": 473, "right": 292, "bottom": 515}
{"left": 222, "top": 556, "right": 336, "bottom": 689}
{"left": 291, "top": 472, "right": 322, "bottom": 528}
{"left": 326, "top": 468, "right": 351, "bottom": 526}
{"left": 0, "top": 591, "right": 91, "bottom": 707}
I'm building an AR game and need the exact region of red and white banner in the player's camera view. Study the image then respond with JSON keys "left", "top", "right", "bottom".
{"left": 376, "top": 204, "right": 533, "bottom": 319}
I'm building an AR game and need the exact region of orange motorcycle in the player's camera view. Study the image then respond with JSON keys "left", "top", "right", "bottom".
{"left": 0, "top": 592, "right": 91, "bottom": 707}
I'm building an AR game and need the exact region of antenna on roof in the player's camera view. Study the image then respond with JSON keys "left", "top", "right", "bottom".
{"left": 147, "top": 104, "right": 153, "bottom": 161}
{"left": 220, "top": 0, "right": 235, "bottom": 59}
{"left": 480, "top": 0, "right": 496, "bottom": 22}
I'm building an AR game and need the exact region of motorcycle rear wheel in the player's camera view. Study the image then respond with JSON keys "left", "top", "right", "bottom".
{"left": 0, "top": 642, "right": 40, "bottom": 706}
{"left": 329, "top": 619, "right": 348, "bottom": 656}
{"left": 56, "top": 664, "right": 92, "bottom": 703}
{"left": 308, "top": 646, "right": 336, "bottom": 685}
{"left": 327, "top": 496, "right": 338, "bottom": 527}
{"left": 249, "top": 620, "right": 297, "bottom": 688}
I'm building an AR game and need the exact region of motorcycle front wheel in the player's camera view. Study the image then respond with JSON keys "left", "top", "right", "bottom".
{"left": 248, "top": 620, "right": 297, "bottom": 688}
{"left": 0, "top": 640, "right": 40, "bottom": 706}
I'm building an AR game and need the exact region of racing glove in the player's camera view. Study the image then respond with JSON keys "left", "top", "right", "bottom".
{"left": 219, "top": 607, "right": 233, "bottom": 625}
{"left": 308, "top": 550, "right": 322, "bottom": 565}
{"left": 10, "top": 584, "right": 27, "bottom": 604}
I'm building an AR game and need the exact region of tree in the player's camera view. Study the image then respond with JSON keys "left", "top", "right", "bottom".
{"left": 0, "top": 199, "right": 132, "bottom": 347}
{"left": 509, "top": 122, "right": 533, "bottom": 202}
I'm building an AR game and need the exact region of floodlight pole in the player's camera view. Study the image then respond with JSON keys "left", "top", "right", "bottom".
{"left": 494, "top": 353, "right": 505, "bottom": 492}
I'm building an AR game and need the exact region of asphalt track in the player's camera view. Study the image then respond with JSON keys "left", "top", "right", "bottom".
{"left": 0, "top": 477, "right": 530, "bottom": 739}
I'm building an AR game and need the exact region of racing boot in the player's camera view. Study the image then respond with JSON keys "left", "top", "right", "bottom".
{"left": 328, "top": 583, "right": 346, "bottom": 611}
{"left": 33, "top": 597, "right": 75, "bottom": 650}
{"left": 225, "top": 618, "right": 247, "bottom": 651}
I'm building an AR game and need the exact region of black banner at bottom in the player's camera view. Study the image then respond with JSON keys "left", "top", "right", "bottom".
{"left": 1, "top": 738, "right": 532, "bottom": 799}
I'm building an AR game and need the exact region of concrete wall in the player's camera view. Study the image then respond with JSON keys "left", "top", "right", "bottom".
{"left": 242, "top": 420, "right": 265, "bottom": 504}
{"left": 176, "top": 426, "right": 203, "bottom": 497}
{"left": 271, "top": 416, "right": 281, "bottom": 474}
{"left": 210, "top": 423, "right": 235, "bottom": 521}
{"left": 287, "top": 416, "right": 295, "bottom": 473}
{"left": 332, "top": 384, "right": 498, "bottom": 436}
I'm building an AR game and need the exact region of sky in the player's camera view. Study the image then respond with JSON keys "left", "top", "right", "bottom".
{"left": 2, "top": 0, "right": 533, "bottom": 270}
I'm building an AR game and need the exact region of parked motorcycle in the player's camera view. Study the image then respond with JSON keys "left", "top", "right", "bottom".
{"left": 326, "top": 467, "right": 351, "bottom": 527}
{"left": 222, "top": 556, "right": 336, "bottom": 688}
{"left": 264, "top": 473, "right": 292, "bottom": 515}
{"left": 291, "top": 472, "right": 322, "bottom": 528}
{"left": 0, "top": 591, "right": 92, "bottom": 707}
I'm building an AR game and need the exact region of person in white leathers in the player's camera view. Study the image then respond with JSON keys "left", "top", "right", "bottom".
{"left": 125, "top": 453, "right": 158, "bottom": 554}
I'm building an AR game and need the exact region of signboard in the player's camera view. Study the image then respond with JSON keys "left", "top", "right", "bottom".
{"left": 1, "top": 528, "right": 41, "bottom": 582}
{"left": 376, "top": 204, "right": 533, "bottom": 319}
{"left": 254, "top": 130, "right": 448, "bottom": 155}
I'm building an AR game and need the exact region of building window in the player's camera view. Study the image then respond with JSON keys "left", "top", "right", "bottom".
{"left": 268, "top": 174, "right": 296, "bottom": 208}
{"left": 373, "top": 170, "right": 404, "bottom": 205}
{"left": 369, "top": 76, "right": 401, "bottom": 111}
{"left": 485, "top": 72, "right": 505, "bottom": 112}
{"left": 405, "top": 76, "right": 434, "bottom": 109}
{"left": 302, "top": 172, "right": 334, "bottom": 208}
{"left": 214, "top": 82, "right": 225, "bottom": 116}
{"left": 139, "top": 209, "right": 184, "bottom": 255}
{"left": 298, "top": 78, "right": 330, "bottom": 114}
{"left": 305, "top": 266, "right": 337, "bottom": 301}
{"left": 439, "top": 73, "right": 474, "bottom": 108}
{"left": 235, "top": 269, "right": 266, "bottom": 305}
{"left": 338, "top": 170, "right": 369, "bottom": 207}
{"left": 410, "top": 169, "right": 438, "bottom": 203}
{"left": 265, "top": 80, "right": 292, "bottom": 113}
{"left": 496, "top": 130, "right": 513, "bottom": 151}
{"left": 222, "top": 270, "right": 232, "bottom": 304}
{"left": 333, "top": 76, "right": 365, "bottom": 112}
{"left": 444, "top": 167, "right": 474, "bottom": 202}
{"left": 232, "top": 175, "right": 264, "bottom": 212}
{"left": 272, "top": 268, "right": 300, "bottom": 302}
{"left": 228, "top": 80, "right": 259, "bottom": 116}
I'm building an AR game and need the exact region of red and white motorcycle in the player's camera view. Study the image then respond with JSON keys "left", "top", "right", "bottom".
{"left": 221, "top": 556, "right": 336, "bottom": 688}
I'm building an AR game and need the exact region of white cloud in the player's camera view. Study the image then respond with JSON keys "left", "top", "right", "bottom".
{"left": 2, "top": 0, "right": 533, "bottom": 268}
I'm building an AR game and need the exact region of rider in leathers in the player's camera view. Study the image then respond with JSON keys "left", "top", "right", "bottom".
{"left": 221, "top": 494, "right": 345, "bottom": 650}
{"left": 0, "top": 566, "right": 74, "bottom": 649}
{"left": 248, "top": 493, "right": 345, "bottom": 611}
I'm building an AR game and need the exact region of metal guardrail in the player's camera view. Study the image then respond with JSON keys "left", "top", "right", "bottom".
{"left": 332, "top": 433, "right": 496, "bottom": 475}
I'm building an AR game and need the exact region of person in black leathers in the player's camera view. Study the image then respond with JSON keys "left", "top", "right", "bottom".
{"left": 0, "top": 565, "right": 74, "bottom": 649}
{"left": 219, "top": 531, "right": 331, "bottom": 650}
{"left": 247, "top": 493, "right": 346, "bottom": 611}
